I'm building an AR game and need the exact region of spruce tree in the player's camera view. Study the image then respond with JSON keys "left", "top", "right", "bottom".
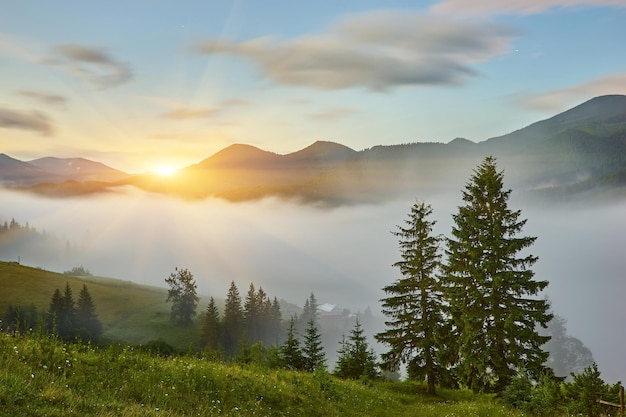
{"left": 76, "top": 284, "right": 102, "bottom": 342}
{"left": 165, "top": 267, "right": 199, "bottom": 325}
{"left": 376, "top": 201, "right": 448, "bottom": 395}
{"left": 280, "top": 317, "right": 304, "bottom": 370}
{"left": 201, "top": 297, "right": 221, "bottom": 352}
{"left": 335, "top": 318, "right": 378, "bottom": 380}
{"left": 244, "top": 283, "right": 260, "bottom": 343}
{"left": 270, "top": 297, "right": 283, "bottom": 344}
{"left": 60, "top": 283, "right": 76, "bottom": 340}
{"left": 302, "top": 319, "right": 325, "bottom": 372}
{"left": 223, "top": 281, "right": 244, "bottom": 356}
{"left": 443, "top": 156, "right": 551, "bottom": 392}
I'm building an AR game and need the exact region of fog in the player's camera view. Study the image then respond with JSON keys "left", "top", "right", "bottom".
{"left": 1, "top": 188, "right": 625, "bottom": 382}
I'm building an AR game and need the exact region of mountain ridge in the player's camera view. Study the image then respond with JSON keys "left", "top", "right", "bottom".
{"left": 3, "top": 94, "right": 626, "bottom": 203}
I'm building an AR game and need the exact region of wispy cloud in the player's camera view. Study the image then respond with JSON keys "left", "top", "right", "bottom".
{"left": 307, "top": 107, "right": 356, "bottom": 121}
{"left": 16, "top": 90, "right": 68, "bottom": 109}
{"left": 192, "top": 10, "right": 517, "bottom": 92}
{"left": 512, "top": 74, "right": 626, "bottom": 111}
{"left": 0, "top": 107, "right": 54, "bottom": 136}
{"left": 45, "top": 44, "right": 132, "bottom": 90}
{"left": 431, "top": 0, "right": 626, "bottom": 16}
{"left": 161, "top": 107, "right": 220, "bottom": 120}
{"left": 219, "top": 98, "right": 252, "bottom": 107}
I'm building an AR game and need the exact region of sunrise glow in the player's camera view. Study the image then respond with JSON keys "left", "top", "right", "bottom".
{"left": 153, "top": 166, "right": 177, "bottom": 177}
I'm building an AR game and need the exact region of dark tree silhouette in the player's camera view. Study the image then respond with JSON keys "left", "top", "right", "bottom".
{"left": 201, "top": 297, "right": 222, "bottom": 352}
{"left": 76, "top": 284, "right": 102, "bottom": 342}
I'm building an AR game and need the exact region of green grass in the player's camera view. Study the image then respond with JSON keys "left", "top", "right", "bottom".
{"left": 0, "top": 331, "right": 523, "bottom": 417}
{"left": 0, "top": 261, "right": 205, "bottom": 350}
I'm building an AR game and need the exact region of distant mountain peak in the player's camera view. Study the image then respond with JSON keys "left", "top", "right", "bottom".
{"left": 448, "top": 137, "right": 475, "bottom": 146}
{"left": 285, "top": 141, "right": 356, "bottom": 164}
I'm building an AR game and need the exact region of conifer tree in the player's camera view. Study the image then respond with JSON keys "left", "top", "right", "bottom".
{"left": 376, "top": 201, "right": 448, "bottom": 395}
{"left": 270, "top": 297, "right": 283, "bottom": 344}
{"left": 280, "top": 317, "right": 304, "bottom": 370}
{"left": 244, "top": 283, "right": 260, "bottom": 342}
{"left": 302, "top": 319, "right": 325, "bottom": 372}
{"left": 201, "top": 297, "right": 221, "bottom": 352}
{"left": 76, "top": 284, "right": 102, "bottom": 342}
{"left": 443, "top": 156, "right": 551, "bottom": 392}
{"left": 335, "top": 318, "right": 378, "bottom": 380}
{"left": 165, "top": 267, "right": 199, "bottom": 325}
{"left": 298, "top": 292, "right": 318, "bottom": 333}
{"left": 223, "top": 281, "right": 244, "bottom": 356}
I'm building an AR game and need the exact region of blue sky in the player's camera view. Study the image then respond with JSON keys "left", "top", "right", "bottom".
{"left": 1, "top": 0, "right": 625, "bottom": 172}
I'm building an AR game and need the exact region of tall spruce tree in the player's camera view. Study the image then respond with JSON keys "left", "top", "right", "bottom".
{"left": 201, "top": 297, "right": 221, "bottom": 352}
{"left": 443, "top": 156, "right": 551, "bottom": 393}
{"left": 76, "top": 284, "right": 102, "bottom": 342}
{"left": 165, "top": 267, "right": 199, "bottom": 325}
{"left": 376, "top": 201, "right": 449, "bottom": 395}
{"left": 223, "top": 281, "right": 244, "bottom": 356}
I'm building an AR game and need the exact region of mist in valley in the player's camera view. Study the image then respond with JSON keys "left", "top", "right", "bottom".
{"left": 1, "top": 186, "right": 625, "bottom": 382}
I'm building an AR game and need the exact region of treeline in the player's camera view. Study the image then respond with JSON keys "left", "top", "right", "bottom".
{"left": 2, "top": 282, "right": 102, "bottom": 343}
{"left": 0, "top": 216, "right": 68, "bottom": 267}
{"left": 200, "top": 281, "right": 283, "bottom": 356}
{"left": 165, "top": 269, "right": 379, "bottom": 380}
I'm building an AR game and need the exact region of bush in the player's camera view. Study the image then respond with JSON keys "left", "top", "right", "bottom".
{"left": 563, "top": 363, "right": 621, "bottom": 417}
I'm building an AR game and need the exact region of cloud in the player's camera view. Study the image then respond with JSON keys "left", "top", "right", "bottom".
{"left": 0, "top": 107, "right": 54, "bottom": 135}
{"left": 191, "top": 10, "right": 517, "bottom": 91}
{"left": 220, "top": 98, "right": 252, "bottom": 107}
{"left": 431, "top": 0, "right": 626, "bottom": 16}
{"left": 161, "top": 107, "right": 220, "bottom": 120}
{"left": 512, "top": 74, "right": 626, "bottom": 111}
{"left": 307, "top": 107, "right": 356, "bottom": 121}
{"left": 46, "top": 44, "right": 132, "bottom": 89}
{"left": 17, "top": 90, "right": 68, "bottom": 109}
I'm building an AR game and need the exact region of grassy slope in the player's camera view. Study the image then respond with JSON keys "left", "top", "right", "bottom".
{"left": 0, "top": 331, "right": 521, "bottom": 417}
{"left": 0, "top": 261, "right": 199, "bottom": 349}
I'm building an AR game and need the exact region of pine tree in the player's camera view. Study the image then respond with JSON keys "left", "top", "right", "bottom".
{"left": 223, "top": 281, "right": 244, "bottom": 357}
{"left": 76, "top": 284, "right": 102, "bottom": 342}
{"left": 244, "top": 283, "right": 260, "bottom": 343}
{"left": 60, "top": 283, "right": 76, "bottom": 340}
{"left": 375, "top": 201, "right": 449, "bottom": 394}
{"left": 267, "top": 296, "right": 283, "bottom": 345}
{"left": 443, "top": 156, "right": 551, "bottom": 392}
{"left": 335, "top": 318, "right": 378, "bottom": 380}
{"left": 302, "top": 319, "right": 325, "bottom": 372}
{"left": 201, "top": 297, "right": 221, "bottom": 352}
{"left": 298, "top": 292, "right": 318, "bottom": 333}
{"left": 165, "top": 267, "right": 199, "bottom": 325}
{"left": 280, "top": 317, "right": 304, "bottom": 370}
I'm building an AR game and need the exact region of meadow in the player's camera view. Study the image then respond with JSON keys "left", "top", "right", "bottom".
{"left": 0, "top": 330, "right": 520, "bottom": 417}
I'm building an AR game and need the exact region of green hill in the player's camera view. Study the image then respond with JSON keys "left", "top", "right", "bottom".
{"left": 0, "top": 330, "right": 521, "bottom": 417}
{"left": 0, "top": 261, "right": 200, "bottom": 349}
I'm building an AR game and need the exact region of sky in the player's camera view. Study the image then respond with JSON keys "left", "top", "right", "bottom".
{"left": 1, "top": 0, "right": 626, "bottom": 173}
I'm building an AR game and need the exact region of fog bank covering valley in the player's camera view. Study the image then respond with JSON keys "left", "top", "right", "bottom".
{"left": 1, "top": 180, "right": 625, "bottom": 382}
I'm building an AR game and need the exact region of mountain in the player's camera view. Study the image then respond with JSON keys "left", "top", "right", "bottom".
{"left": 0, "top": 153, "right": 48, "bottom": 183}
{"left": 283, "top": 140, "right": 357, "bottom": 165}
{"left": 0, "top": 155, "right": 128, "bottom": 186}
{"left": 483, "top": 94, "right": 626, "bottom": 152}
{"left": 190, "top": 144, "right": 281, "bottom": 170}
{"left": 28, "top": 157, "right": 127, "bottom": 181}
{"left": 4, "top": 95, "right": 626, "bottom": 203}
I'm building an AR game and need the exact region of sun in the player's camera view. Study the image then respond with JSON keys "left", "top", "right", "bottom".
{"left": 153, "top": 165, "right": 177, "bottom": 177}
